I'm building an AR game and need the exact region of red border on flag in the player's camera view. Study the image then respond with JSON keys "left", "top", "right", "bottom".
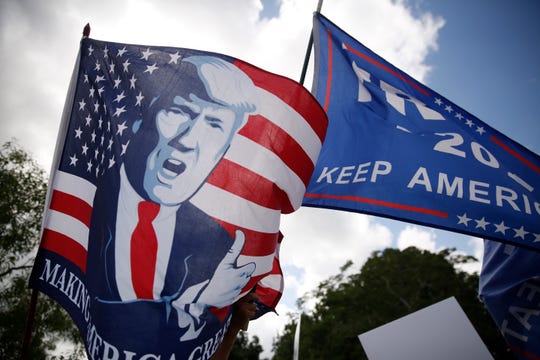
{"left": 304, "top": 192, "right": 448, "bottom": 218}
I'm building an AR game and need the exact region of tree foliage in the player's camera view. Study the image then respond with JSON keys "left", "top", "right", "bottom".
{"left": 272, "top": 247, "right": 513, "bottom": 359}
{"left": 0, "top": 141, "right": 82, "bottom": 359}
{"left": 230, "top": 332, "right": 264, "bottom": 360}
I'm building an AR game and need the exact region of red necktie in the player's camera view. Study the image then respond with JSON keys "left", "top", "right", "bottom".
{"left": 130, "top": 201, "right": 160, "bottom": 299}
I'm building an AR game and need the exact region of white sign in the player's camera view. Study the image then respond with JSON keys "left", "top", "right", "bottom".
{"left": 358, "top": 297, "right": 493, "bottom": 360}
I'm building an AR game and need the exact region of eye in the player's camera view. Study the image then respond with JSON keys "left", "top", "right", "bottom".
{"left": 169, "top": 105, "right": 199, "bottom": 120}
{"left": 206, "top": 116, "right": 223, "bottom": 130}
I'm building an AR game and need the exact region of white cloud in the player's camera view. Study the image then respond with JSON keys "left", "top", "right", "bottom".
{"left": 396, "top": 224, "right": 438, "bottom": 252}
{"left": 280, "top": 207, "right": 393, "bottom": 304}
{"left": 454, "top": 237, "right": 484, "bottom": 274}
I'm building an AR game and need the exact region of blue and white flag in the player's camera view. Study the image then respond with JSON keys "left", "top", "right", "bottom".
{"left": 304, "top": 13, "right": 540, "bottom": 250}
{"left": 480, "top": 240, "right": 540, "bottom": 359}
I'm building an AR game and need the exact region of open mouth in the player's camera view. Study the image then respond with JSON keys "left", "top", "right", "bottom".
{"left": 162, "top": 158, "right": 186, "bottom": 177}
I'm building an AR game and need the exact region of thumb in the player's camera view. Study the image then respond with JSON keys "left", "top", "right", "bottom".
{"left": 221, "top": 230, "right": 246, "bottom": 265}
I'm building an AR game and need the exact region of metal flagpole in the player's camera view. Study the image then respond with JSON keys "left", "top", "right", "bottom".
{"left": 299, "top": 0, "right": 324, "bottom": 85}
{"left": 293, "top": 312, "right": 302, "bottom": 360}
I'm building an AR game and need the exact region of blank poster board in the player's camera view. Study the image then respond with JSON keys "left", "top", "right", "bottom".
{"left": 358, "top": 297, "right": 493, "bottom": 360}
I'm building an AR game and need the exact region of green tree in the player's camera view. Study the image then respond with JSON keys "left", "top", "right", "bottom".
{"left": 0, "top": 141, "right": 82, "bottom": 359}
{"left": 272, "top": 247, "right": 513, "bottom": 359}
{"left": 230, "top": 332, "right": 264, "bottom": 360}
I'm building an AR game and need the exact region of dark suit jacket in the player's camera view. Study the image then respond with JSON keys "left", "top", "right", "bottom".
{"left": 84, "top": 171, "right": 235, "bottom": 355}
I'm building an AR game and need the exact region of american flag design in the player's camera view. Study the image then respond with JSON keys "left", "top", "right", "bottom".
{"left": 30, "top": 37, "right": 327, "bottom": 358}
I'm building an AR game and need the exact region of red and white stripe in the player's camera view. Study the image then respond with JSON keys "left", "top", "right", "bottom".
{"left": 192, "top": 59, "right": 328, "bottom": 306}
{"left": 40, "top": 170, "right": 96, "bottom": 273}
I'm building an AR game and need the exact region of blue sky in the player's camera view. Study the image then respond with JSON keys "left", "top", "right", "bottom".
{"left": 1, "top": 0, "right": 538, "bottom": 357}
{"left": 419, "top": 0, "right": 539, "bottom": 157}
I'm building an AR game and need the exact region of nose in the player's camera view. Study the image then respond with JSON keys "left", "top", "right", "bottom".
{"left": 168, "top": 115, "right": 201, "bottom": 152}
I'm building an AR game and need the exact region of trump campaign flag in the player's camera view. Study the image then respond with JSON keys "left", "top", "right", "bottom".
{"left": 480, "top": 240, "right": 540, "bottom": 359}
{"left": 29, "top": 34, "right": 327, "bottom": 359}
{"left": 304, "top": 13, "right": 540, "bottom": 250}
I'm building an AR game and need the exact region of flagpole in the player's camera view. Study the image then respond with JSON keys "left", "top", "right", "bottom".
{"left": 299, "top": 0, "right": 324, "bottom": 85}
{"left": 20, "top": 290, "right": 39, "bottom": 360}
{"left": 293, "top": 312, "right": 302, "bottom": 360}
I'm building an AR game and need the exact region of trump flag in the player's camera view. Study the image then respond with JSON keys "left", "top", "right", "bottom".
{"left": 480, "top": 240, "right": 540, "bottom": 359}
{"left": 29, "top": 36, "right": 327, "bottom": 359}
{"left": 304, "top": 13, "right": 540, "bottom": 250}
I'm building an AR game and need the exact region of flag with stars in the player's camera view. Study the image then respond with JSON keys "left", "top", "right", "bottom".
{"left": 304, "top": 13, "right": 540, "bottom": 250}
{"left": 29, "top": 36, "right": 327, "bottom": 358}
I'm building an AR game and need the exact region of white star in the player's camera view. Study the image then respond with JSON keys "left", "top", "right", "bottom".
{"left": 107, "top": 121, "right": 111, "bottom": 132}
{"left": 114, "top": 91, "right": 126, "bottom": 103}
{"left": 455, "top": 113, "right": 464, "bottom": 120}
{"left": 116, "top": 121, "right": 128, "bottom": 136}
{"left": 121, "top": 141, "right": 130, "bottom": 155}
{"left": 465, "top": 119, "right": 474, "bottom": 127}
{"left": 100, "top": 135, "right": 105, "bottom": 146}
{"left": 85, "top": 115, "right": 92, "bottom": 126}
{"left": 97, "top": 86, "right": 105, "bottom": 96}
{"left": 144, "top": 63, "right": 159, "bottom": 74}
{"left": 103, "top": 46, "right": 109, "bottom": 58}
{"left": 94, "top": 148, "right": 99, "bottom": 160}
{"left": 75, "top": 127, "right": 83, "bottom": 139}
{"left": 107, "top": 138, "right": 114, "bottom": 151}
{"left": 474, "top": 217, "right": 490, "bottom": 230}
{"left": 117, "top": 47, "right": 127, "bottom": 57}
{"left": 86, "top": 160, "right": 93, "bottom": 172}
{"left": 534, "top": 234, "right": 540, "bottom": 243}
{"left": 114, "top": 77, "right": 122, "bottom": 89}
{"left": 90, "top": 131, "right": 97, "bottom": 143}
{"left": 513, "top": 226, "right": 529, "bottom": 240}
{"left": 457, "top": 213, "right": 471, "bottom": 226}
{"left": 95, "top": 74, "right": 105, "bottom": 83}
{"left": 494, "top": 221, "right": 509, "bottom": 234}
{"left": 135, "top": 91, "right": 144, "bottom": 106}
{"left": 94, "top": 62, "right": 101, "bottom": 71}
{"left": 434, "top": 98, "right": 443, "bottom": 106}
{"left": 108, "top": 156, "right": 116, "bottom": 169}
{"left": 123, "top": 59, "right": 131, "bottom": 72}
{"left": 69, "top": 154, "right": 78, "bottom": 166}
{"left": 169, "top": 51, "right": 182, "bottom": 64}
{"left": 444, "top": 105, "right": 453, "bottom": 113}
{"left": 129, "top": 75, "right": 137, "bottom": 89}
{"left": 89, "top": 87, "right": 95, "bottom": 98}
{"left": 78, "top": 99, "right": 86, "bottom": 110}
{"left": 141, "top": 48, "right": 153, "bottom": 60}
{"left": 113, "top": 106, "right": 126, "bottom": 118}
{"left": 81, "top": 143, "right": 89, "bottom": 155}
{"left": 88, "top": 45, "right": 94, "bottom": 55}
{"left": 83, "top": 73, "right": 89, "bottom": 83}
{"left": 476, "top": 126, "right": 486, "bottom": 135}
{"left": 98, "top": 117, "right": 103, "bottom": 129}
{"left": 93, "top": 101, "right": 100, "bottom": 113}
{"left": 109, "top": 63, "right": 115, "bottom": 74}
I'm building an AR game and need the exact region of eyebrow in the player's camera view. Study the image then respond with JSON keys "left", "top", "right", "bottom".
{"left": 205, "top": 115, "right": 223, "bottom": 124}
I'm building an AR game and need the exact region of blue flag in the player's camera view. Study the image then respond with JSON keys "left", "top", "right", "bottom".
{"left": 304, "top": 13, "right": 540, "bottom": 250}
{"left": 480, "top": 240, "right": 540, "bottom": 359}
